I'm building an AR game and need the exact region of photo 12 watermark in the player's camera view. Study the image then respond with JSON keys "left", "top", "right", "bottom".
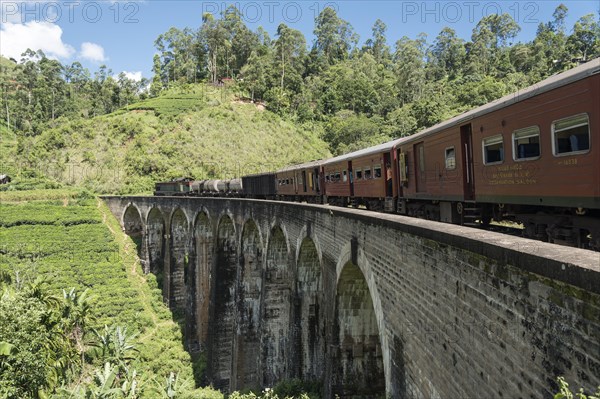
{"left": 200, "top": 1, "right": 340, "bottom": 25}
{"left": 398, "top": 1, "right": 540, "bottom": 24}
{"left": 1, "top": 1, "right": 141, "bottom": 24}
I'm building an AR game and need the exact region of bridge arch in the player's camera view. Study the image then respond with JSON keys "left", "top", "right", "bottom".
{"left": 122, "top": 203, "right": 143, "bottom": 236}
{"left": 262, "top": 224, "right": 292, "bottom": 386}
{"left": 170, "top": 208, "right": 189, "bottom": 310}
{"left": 122, "top": 204, "right": 145, "bottom": 265}
{"left": 211, "top": 213, "right": 238, "bottom": 391}
{"left": 234, "top": 218, "right": 264, "bottom": 390}
{"left": 332, "top": 243, "right": 388, "bottom": 398}
{"left": 294, "top": 236, "right": 324, "bottom": 382}
{"left": 192, "top": 210, "right": 213, "bottom": 351}
{"left": 146, "top": 207, "right": 166, "bottom": 295}
{"left": 294, "top": 224, "right": 323, "bottom": 265}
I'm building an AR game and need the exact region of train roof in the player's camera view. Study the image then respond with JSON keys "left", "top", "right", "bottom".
{"left": 155, "top": 177, "right": 194, "bottom": 184}
{"left": 321, "top": 139, "right": 399, "bottom": 166}
{"left": 242, "top": 171, "right": 277, "bottom": 178}
{"left": 276, "top": 159, "right": 324, "bottom": 173}
{"left": 396, "top": 57, "right": 600, "bottom": 146}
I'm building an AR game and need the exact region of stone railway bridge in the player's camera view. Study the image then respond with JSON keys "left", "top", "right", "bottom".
{"left": 103, "top": 196, "right": 600, "bottom": 398}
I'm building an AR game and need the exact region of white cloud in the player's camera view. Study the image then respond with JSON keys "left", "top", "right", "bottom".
{"left": 80, "top": 42, "right": 107, "bottom": 62}
{"left": 123, "top": 71, "right": 143, "bottom": 81}
{"left": 0, "top": 21, "right": 75, "bottom": 60}
{"left": 113, "top": 71, "right": 142, "bottom": 82}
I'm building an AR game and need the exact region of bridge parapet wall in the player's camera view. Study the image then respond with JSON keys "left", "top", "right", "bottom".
{"left": 104, "top": 196, "right": 600, "bottom": 398}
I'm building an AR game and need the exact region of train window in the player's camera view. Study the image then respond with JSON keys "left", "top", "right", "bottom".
{"left": 364, "top": 167, "right": 372, "bottom": 179}
{"left": 552, "top": 114, "right": 590, "bottom": 156}
{"left": 445, "top": 147, "right": 456, "bottom": 170}
{"left": 483, "top": 135, "right": 504, "bottom": 165}
{"left": 374, "top": 165, "right": 382, "bottom": 178}
{"left": 308, "top": 172, "right": 313, "bottom": 188}
{"left": 513, "top": 126, "right": 540, "bottom": 160}
{"left": 342, "top": 170, "right": 348, "bottom": 182}
{"left": 335, "top": 172, "right": 341, "bottom": 182}
{"left": 356, "top": 168, "right": 363, "bottom": 180}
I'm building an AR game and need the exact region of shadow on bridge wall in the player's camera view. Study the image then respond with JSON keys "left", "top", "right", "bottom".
{"left": 120, "top": 201, "right": 384, "bottom": 396}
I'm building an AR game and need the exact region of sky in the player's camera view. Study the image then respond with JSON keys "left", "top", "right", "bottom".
{"left": 1, "top": 0, "right": 599, "bottom": 81}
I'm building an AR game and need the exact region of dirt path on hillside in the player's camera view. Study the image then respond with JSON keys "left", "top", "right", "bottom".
{"left": 97, "top": 199, "right": 173, "bottom": 343}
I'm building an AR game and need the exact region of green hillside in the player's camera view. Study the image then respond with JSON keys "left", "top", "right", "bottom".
{"left": 2, "top": 85, "right": 331, "bottom": 194}
{"left": 0, "top": 189, "right": 223, "bottom": 397}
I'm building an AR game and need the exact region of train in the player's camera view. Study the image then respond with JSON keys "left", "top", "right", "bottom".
{"left": 155, "top": 58, "right": 600, "bottom": 250}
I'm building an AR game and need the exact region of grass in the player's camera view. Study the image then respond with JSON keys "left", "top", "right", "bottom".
{"left": 8, "top": 83, "right": 331, "bottom": 194}
{"left": 122, "top": 88, "right": 209, "bottom": 117}
{"left": 0, "top": 188, "right": 83, "bottom": 202}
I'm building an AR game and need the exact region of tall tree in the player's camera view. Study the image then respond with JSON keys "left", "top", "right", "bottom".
{"left": 274, "top": 23, "right": 307, "bottom": 91}
{"left": 394, "top": 34, "right": 427, "bottom": 105}
{"left": 566, "top": 13, "right": 600, "bottom": 63}
{"left": 240, "top": 50, "right": 268, "bottom": 101}
{"left": 467, "top": 13, "right": 521, "bottom": 75}
{"left": 222, "top": 5, "right": 259, "bottom": 77}
{"left": 154, "top": 27, "right": 199, "bottom": 84}
{"left": 200, "top": 13, "right": 229, "bottom": 83}
{"left": 363, "top": 19, "right": 391, "bottom": 65}
{"left": 524, "top": 4, "right": 570, "bottom": 77}
{"left": 313, "top": 7, "right": 358, "bottom": 65}
{"left": 430, "top": 27, "right": 465, "bottom": 79}
{"left": 150, "top": 54, "right": 163, "bottom": 97}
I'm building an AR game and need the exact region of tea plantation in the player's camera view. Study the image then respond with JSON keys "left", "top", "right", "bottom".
{"left": 0, "top": 190, "right": 222, "bottom": 397}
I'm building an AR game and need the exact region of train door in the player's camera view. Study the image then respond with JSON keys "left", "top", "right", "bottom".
{"left": 294, "top": 172, "right": 299, "bottom": 194}
{"left": 313, "top": 168, "right": 320, "bottom": 193}
{"left": 384, "top": 153, "right": 393, "bottom": 197}
{"left": 460, "top": 124, "right": 475, "bottom": 200}
{"left": 302, "top": 170, "right": 307, "bottom": 193}
{"left": 348, "top": 161, "right": 354, "bottom": 197}
{"left": 414, "top": 142, "right": 426, "bottom": 193}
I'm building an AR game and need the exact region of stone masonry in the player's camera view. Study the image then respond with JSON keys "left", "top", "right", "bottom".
{"left": 108, "top": 196, "right": 600, "bottom": 398}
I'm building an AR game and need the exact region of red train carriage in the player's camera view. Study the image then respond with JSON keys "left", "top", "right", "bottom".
{"left": 396, "top": 58, "right": 600, "bottom": 248}
{"left": 328, "top": 143, "right": 398, "bottom": 210}
{"left": 322, "top": 155, "right": 352, "bottom": 206}
{"left": 275, "top": 160, "right": 323, "bottom": 202}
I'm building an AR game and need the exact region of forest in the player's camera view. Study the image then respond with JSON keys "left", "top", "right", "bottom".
{"left": 1, "top": 4, "right": 599, "bottom": 157}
